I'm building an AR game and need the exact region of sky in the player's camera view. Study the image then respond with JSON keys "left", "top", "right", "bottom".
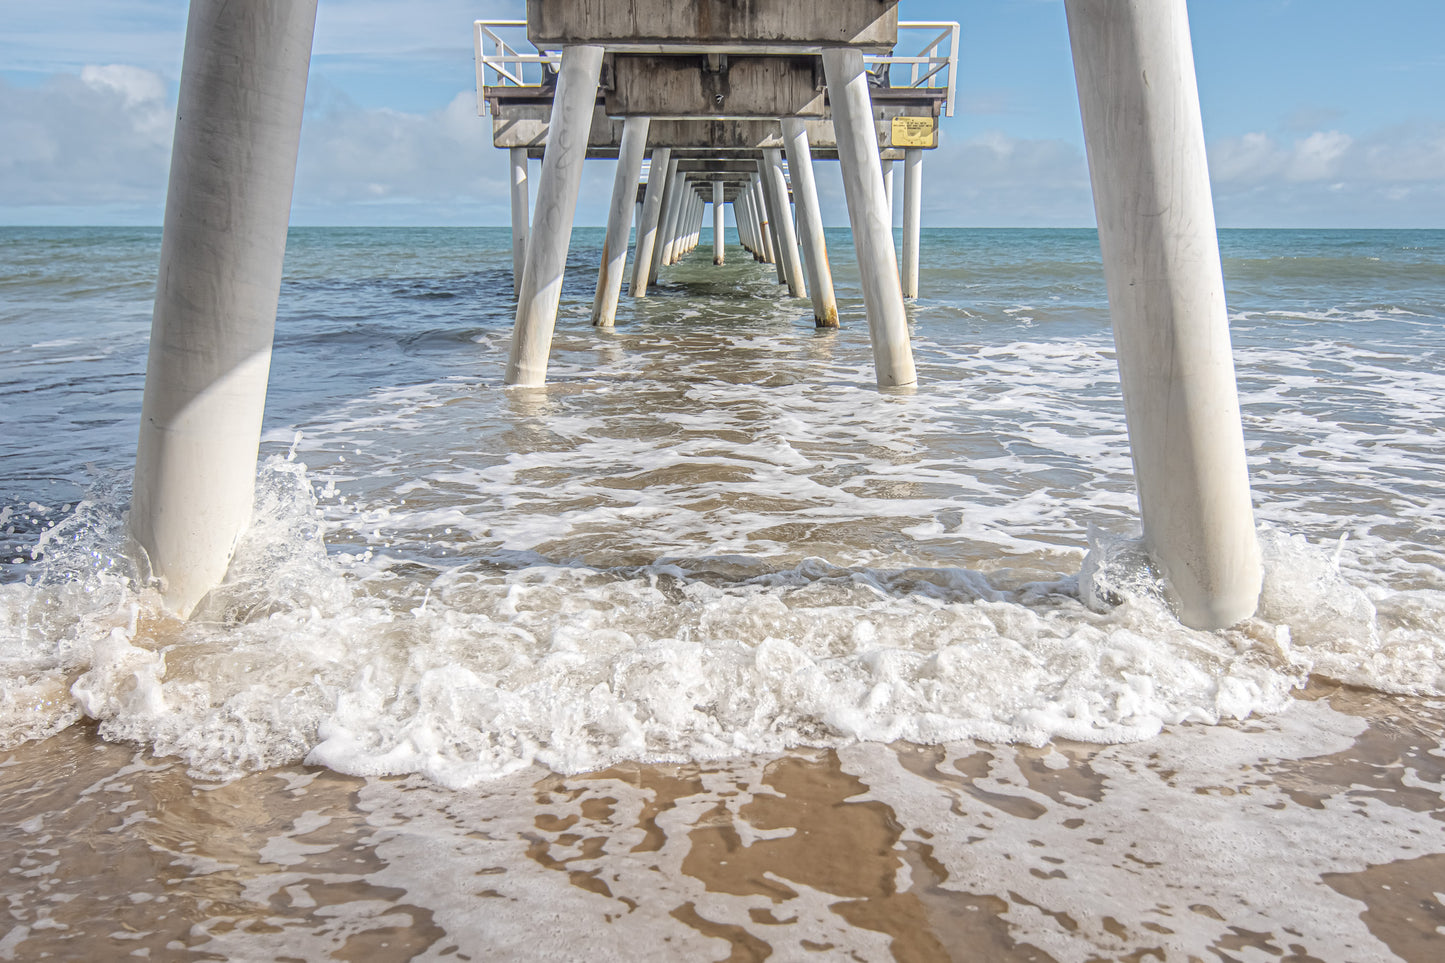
{"left": 1, "top": 0, "right": 1443, "bottom": 228}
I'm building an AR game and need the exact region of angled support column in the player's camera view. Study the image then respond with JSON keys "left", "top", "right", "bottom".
{"left": 1066, "top": 0, "right": 1260, "bottom": 628}
{"left": 713, "top": 181, "right": 725, "bottom": 264}
{"left": 505, "top": 44, "right": 604, "bottom": 386}
{"left": 740, "top": 192, "right": 758, "bottom": 259}
{"left": 679, "top": 192, "right": 694, "bottom": 258}
{"left": 822, "top": 47, "right": 917, "bottom": 389}
{"left": 592, "top": 116, "right": 650, "bottom": 327}
{"left": 132, "top": 0, "right": 318, "bottom": 617}
{"left": 689, "top": 192, "right": 701, "bottom": 253}
{"left": 752, "top": 176, "right": 776, "bottom": 264}
{"left": 748, "top": 187, "right": 766, "bottom": 262}
{"left": 763, "top": 148, "right": 806, "bottom": 297}
{"left": 509, "top": 148, "right": 530, "bottom": 298}
{"left": 882, "top": 159, "right": 895, "bottom": 226}
{"left": 901, "top": 148, "right": 923, "bottom": 299}
{"left": 655, "top": 164, "right": 684, "bottom": 273}
{"left": 629, "top": 147, "right": 671, "bottom": 297}
{"left": 751, "top": 161, "right": 786, "bottom": 277}
{"left": 737, "top": 197, "right": 755, "bottom": 257}
{"left": 757, "top": 162, "right": 788, "bottom": 284}
{"left": 782, "top": 119, "right": 838, "bottom": 327}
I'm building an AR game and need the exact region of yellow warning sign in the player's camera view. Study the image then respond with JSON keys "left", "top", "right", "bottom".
{"left": 891, "top": 116, "right": 936, "bottom": 148}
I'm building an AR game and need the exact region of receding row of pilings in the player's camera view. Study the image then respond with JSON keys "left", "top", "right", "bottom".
{"left": 516, "top": 130, "right": 913, "bottom": 363}
{"left": 502, "top": 44, "right": 919, "bottom": 393}
{"left": 131, "top": 0, "right": 1260, "bottom": 637}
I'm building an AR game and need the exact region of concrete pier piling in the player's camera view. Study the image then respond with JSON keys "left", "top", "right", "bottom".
{"left": 822, "top": 46, "right": 917, "bottom": 389}
{"left": 782, "top": 118, "right": 838, "bottom": 327}
{"left": 741, "top": 193, "right": 758, "bottom": 260}
{"left": 760, "top": 165, "right": 789, "bottom": 285}
{"left": 509, "top": 148, "right": 530, "bottom": 298}
{"left": 738, "top": 196, "right": 757, "bottom": 259}
{"left": 754, "top": 175, "right": 778, "bottom": 268}
{"left": 882, "top": 159, "right": 895, "bottom": 224}
{"left": 713, "top": 181, "right": 725, "bottom": 264}
{"left": 629, "top": 147, "right": 671, "bottom": 297}
{"left": 656, "top": 163, "right": 684, "bottom": 272}
{"left": 1066, "top": 0, "right": 1261, "bottom": 628}
{"left": 763, "top": 148, "right": 806, "bottom": 297}
{"left": 505, "top": 43, "right": 604, "bottom": 386}
{"left": 592, "top": 116, "right": 650, "bottom": 327}
{"left": 131, "top": 0, "right": 318, "bottom": 617}
{"left": 901, "top": 148, "right": 923, "bottom": 299}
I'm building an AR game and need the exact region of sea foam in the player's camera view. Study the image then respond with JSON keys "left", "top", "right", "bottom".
{"left": 2, "top": 454, "right": 1440, "bottom": 787}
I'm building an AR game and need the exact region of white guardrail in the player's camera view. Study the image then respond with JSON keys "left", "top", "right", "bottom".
{"left": 473, "top": 19, "right": 961, "bottom": 117}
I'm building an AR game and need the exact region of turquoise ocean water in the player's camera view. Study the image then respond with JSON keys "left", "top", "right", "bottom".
{"left": 1, "top": 226, "right": 1442, "bottom": 780}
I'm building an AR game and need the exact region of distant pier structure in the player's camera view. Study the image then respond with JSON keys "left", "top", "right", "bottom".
{"left": 131, "top": 0, "right": 1261, "bottom": 633}
{"left": 478, "top": 3, "right": 957, "bottom": 391}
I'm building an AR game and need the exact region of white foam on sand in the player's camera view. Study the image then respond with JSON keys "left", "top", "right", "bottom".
{"left": 1, "top": 450, "right": 1441, "bottom": 786}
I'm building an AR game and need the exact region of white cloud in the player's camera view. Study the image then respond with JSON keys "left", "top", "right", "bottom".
{"left": 1210, "top": 132, "right": 1285, "bottom": 184}
{"left": 907, "top": 130, "right": 1094, "bottom": 226}
{"left": 1286, "top": 130, "right": 1353, "bottom": 181}
{"left": 290, "top": 84, "right": 505, "bottom": 223}
{"left": 0, "top": 68, "right": 173, "bottom": 219}
{"left": 80, "top": 64, "right": 166, "bottom": 108}
{"left": 2, "top": 57, "right": 1441, "bottom": 229}
{"left": 1207, "top": 123, "right": 1445, "bottom": 227}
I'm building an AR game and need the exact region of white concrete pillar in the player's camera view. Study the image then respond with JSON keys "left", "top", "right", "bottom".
{"left": 763, "top": 148, "right": 806, "bottom": 297}
{"left": 822, "top": 47, "right": 917, "bottom": 389}
{"left": 131, "top": 0, "right": 317, "bottom": 617}
{"left": 758, "top": 164, "right": 787, "bottom": 284}
{"left": 681, "top": 192, "right": 696, "bottom": 256}
{"left": 657, "top": 167, "right": 685, "bottom": 271}
{"left": 752, "top": 176, "right": 775, "bottom": 264}
{"left": 782, "top": 119, "right": 838, "bottom": 327}
{"left": 629, "top": 148, "right": 671, "bottom": 297}
{"left": 673, "top": 191, "right": 686, "bottom": 262}
{"left": 650, "top": 159, "right": 679, "bottom": 277}
{"left": 713, "top": 180, "right": 725, "bottom": 264}
{"left": 901, "top": 148, "right": 923, "bottom": 299}
{"left": 739, "top": 193, "right": 757, "bottom": 258}
{"left": 504, "top": 44, "right": 604, "bottom": 386}
{"left": 1066, "top": 0, "right": 1261, "bottom": 629}
{"left": 757, "top": 186, "right": 768, "bottom": 263}
{"left": 737, "top": 197, "right": 755, "bottom": 257}
{"left": 591, "top": 116, "right": 649, "bottom": 327}
{"left": 882, "top": 159, "right": 895, "bottom": 226}
{"left": 751, "top": 164, "right": 786, "bottom": 281}
{"left": 509, "top": 148, "right": 530, "bottom": 298}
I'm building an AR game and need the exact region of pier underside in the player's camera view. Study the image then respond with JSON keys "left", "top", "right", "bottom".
{"left": 132, "top": 0, "right": 1261, "bottom": 632}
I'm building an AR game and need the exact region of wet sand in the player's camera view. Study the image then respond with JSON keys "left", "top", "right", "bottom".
{"left": 2, "top": 682, "right": 1441, "bottom": 962}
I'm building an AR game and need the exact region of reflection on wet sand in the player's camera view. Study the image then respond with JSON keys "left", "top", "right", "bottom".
{"left": 2, "top": 683, "right": 1441, "bottom": 961}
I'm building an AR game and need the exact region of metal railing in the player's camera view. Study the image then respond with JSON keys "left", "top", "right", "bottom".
{"left": 474, "top": 19, "right": 961, "bottom": 117}
{"left": 884, "top": 21, "right": 960, "bottom": 116}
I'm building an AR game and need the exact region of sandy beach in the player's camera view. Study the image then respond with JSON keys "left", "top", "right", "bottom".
{"left": 4, "top": 681, "right": 1440, "bottom": 961}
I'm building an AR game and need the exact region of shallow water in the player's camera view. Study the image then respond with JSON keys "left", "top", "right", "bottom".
{"left": 3, "top": 684, "right": 1441, "bottom": 960}
{"left": 1, "top": 225, "right": 1443, "bottom": 958}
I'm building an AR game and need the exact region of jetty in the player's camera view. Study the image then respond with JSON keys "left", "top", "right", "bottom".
{"left": 129, "top": 0, "right": 1262, "bottom": 635}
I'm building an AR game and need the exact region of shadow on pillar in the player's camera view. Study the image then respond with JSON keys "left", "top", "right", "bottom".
{"left": 1066, "top": 0, "right": 1261, "bottom": 628}
{"left": 131, "top": 0, "right": 318, "bottom": 618}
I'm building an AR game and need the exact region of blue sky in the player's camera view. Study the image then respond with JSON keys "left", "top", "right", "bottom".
{"left": 2, "top": 0, "right": 1443, "bottom": 227}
